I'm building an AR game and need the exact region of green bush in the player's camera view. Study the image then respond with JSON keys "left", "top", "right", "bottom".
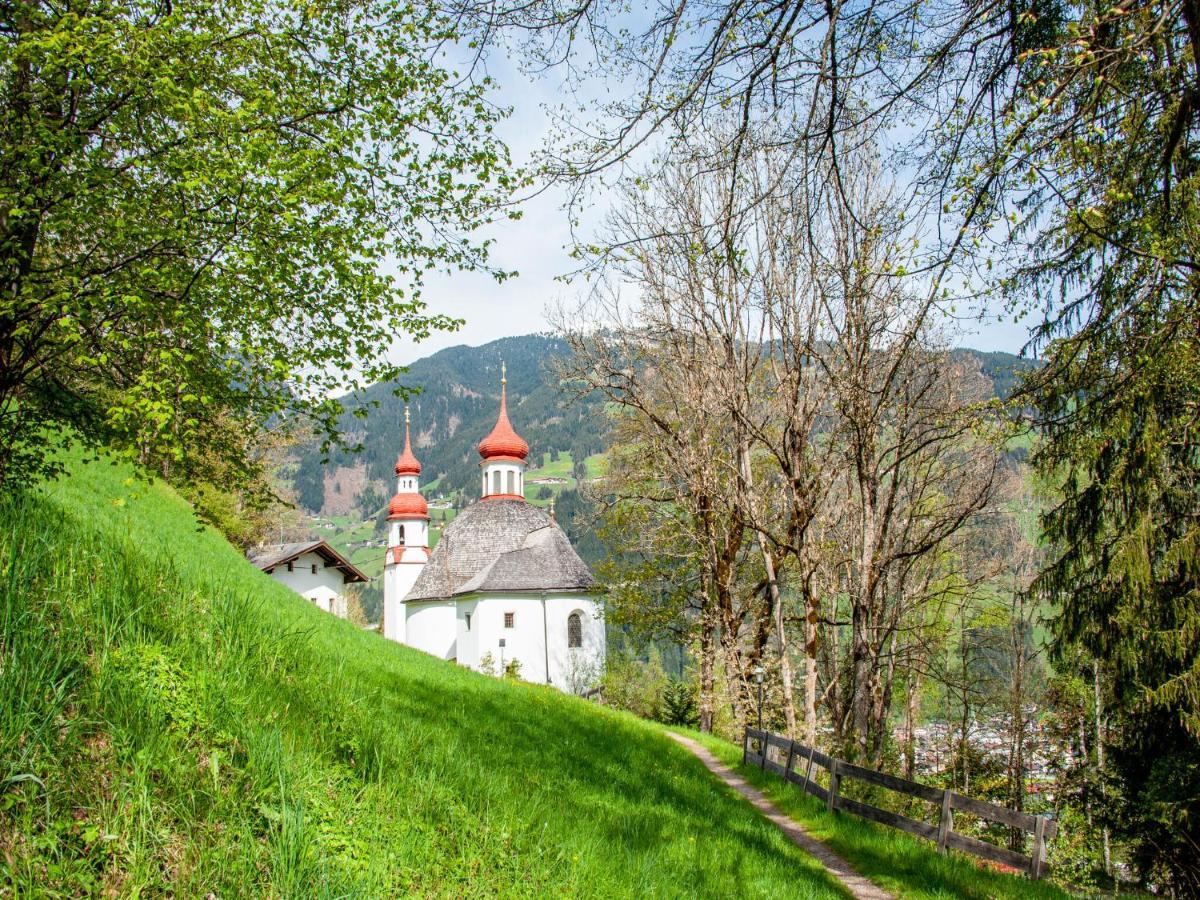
{"left": 602, "top": 649, "right": 669, "bottom": 720}
{"left": 661, "top": 678, "right": 699, "bottom": 727}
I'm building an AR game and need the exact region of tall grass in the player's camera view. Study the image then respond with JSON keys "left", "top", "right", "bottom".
{"left": 1, "top": 452, "right": 846, "bottom": 897}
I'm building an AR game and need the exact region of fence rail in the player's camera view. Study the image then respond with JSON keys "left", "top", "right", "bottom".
{"left": 743, "top": 727, "right": 1056, "bottom": 879}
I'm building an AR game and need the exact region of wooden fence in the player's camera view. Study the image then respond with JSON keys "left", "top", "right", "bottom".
{"left": 743, "top": 727, "right": 1056, "bottom": 879}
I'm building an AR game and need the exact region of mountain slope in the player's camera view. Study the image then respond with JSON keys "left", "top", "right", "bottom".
{"left": 291, "top": 335, "right": 1036, "bottom": 518}
{"left": 0, "top": 447, "right": 846, "bottom": 897}
{"left": 292, "top": 334, "right": 607, "bottom": 516}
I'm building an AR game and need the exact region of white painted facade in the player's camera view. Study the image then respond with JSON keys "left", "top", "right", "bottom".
{"left": 382, "top": 546, "right": 425, "bottom": 644}
{"left": 455, "top": 593, "right": 605, "bottom": 692}
{"left": 480, "top": 460, "right": 525, "bottom": 498}
{"left": 266, "top": 551, "right": 349, "bottom": 618}
{"left": 406, "top": 599, "right": 458, "bottom": 659}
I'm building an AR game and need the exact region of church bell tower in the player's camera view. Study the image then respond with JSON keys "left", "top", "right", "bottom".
{"left": 478, "top": 363, "right": 529, "bottom": 500}
{"left": 382, "top": 406, "right": 429, "bottom": 643}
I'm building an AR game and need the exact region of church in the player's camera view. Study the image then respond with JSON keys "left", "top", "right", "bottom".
{"left": 381, "top": 370, "right": 605, "bottom": 693}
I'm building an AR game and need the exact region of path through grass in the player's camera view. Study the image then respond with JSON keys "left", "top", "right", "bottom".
{"left": 671, "top": 728, "right": 1072, "bottom": 900}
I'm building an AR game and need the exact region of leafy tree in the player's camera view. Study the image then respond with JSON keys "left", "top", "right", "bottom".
{"left": 0, "top": 0, "right": 519, "bottom": 490}
{"left": 1014, "top": 4, "right": 1200, "bottom": 891}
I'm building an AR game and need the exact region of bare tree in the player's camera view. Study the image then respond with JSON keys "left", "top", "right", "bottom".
{"left": 796, "top": 159, "right": 1003, "bottom": 765}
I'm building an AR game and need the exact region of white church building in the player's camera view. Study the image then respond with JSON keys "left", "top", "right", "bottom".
{"left": 381, "top": 371, "right": 605, "bottom": 693}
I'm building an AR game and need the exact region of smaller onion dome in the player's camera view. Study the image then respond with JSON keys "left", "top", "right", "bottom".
{"left": 478, "top": 367, "right": 529, "bottom": 461}
{"left": 387, "top": 491, "right": 429, "bottom": 520}
{"left": 394, "top": 408, "right": 422, "bottom": 475}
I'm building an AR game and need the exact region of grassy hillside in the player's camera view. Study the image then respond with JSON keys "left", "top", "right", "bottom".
{"left": 1, "top": 449, "right": 848, "bottom": 897}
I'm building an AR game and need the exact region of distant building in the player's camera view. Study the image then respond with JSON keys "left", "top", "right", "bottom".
{"left": 249, "top": 540, "right": 368, "bottom": 619}
{"left": 381, "top": 368, "right": 606, "bottom": 693}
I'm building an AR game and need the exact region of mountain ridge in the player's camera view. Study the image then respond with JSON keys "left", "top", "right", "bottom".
{"left": 291, "top": 334, "right": 1037, "bottom": 518}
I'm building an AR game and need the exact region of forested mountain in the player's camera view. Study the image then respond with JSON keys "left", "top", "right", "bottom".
{"left": 291, "top": 335, "right": 607, "bottom": 514}
{"left": 289, "top": 334, "right": 1035, "bottom": 517}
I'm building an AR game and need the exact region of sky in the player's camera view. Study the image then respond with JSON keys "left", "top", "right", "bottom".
{"left": 386, "top": 47, "right": 1035, "bottom": 367}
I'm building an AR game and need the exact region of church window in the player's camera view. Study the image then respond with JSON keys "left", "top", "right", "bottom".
{"left": 492, "top": 470, "right": 502, "bottom": 495}
{"left": 568, "top": 612, "right": 583, "bottom": 648}
{"left": 398, "top": 524, "right": 406, "bottom": 545}
{"left": 506, "top": 470, "right": 515, "bottom": 494}
{"left": 465, "top": 613, "right": 472, "bottom": 631}
{"left": 504, "top": 612, "right": 514, "bottom": 628}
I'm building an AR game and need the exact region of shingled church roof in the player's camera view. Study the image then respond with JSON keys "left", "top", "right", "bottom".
{"left": 406, "top": 498, "right": 595, "bottom": 601}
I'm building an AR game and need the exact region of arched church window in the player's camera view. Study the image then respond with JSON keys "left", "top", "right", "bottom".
{"left": 506, "top": 470, "right": 515, "bottom": 494}
{"left": 397, "top": 524, "right": 406, "bottom": 545}
{"left": 493, "top": 470, "right": 502, "bottom": 495}
{"left": 567, "top": 612, "right": 583, "bottom": 648}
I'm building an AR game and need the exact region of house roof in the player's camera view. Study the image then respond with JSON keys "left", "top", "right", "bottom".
{"left": 248, "top": 540, "right": 369, "bottom": 584}
{"left": 406, "top": 498, "right": 595, "bottom": 601}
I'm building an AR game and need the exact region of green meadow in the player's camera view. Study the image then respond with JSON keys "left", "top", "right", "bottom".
{"left": 0, "top": 447, "right": 846, "bottom": 897}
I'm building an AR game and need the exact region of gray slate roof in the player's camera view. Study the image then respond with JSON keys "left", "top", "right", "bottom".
{"left": 247, "top": 540, "right": 368, "bottom": 584}
{"left": 406, "top": 499, "right": 595, "bottom": 601}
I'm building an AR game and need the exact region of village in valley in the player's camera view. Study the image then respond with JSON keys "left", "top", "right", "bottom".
{"left": 2, "top": 0, "right": 1196, "bottom": 897}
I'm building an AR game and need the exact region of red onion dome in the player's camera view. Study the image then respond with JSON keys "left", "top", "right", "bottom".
{"left": 387, "top": 492, "right": 429, "bottom": 519}
{"left": 477, "top": 379, "right": 529, "bottom": 461}
{"left": 394, "top": 422, "right": 421, "bottom": 475}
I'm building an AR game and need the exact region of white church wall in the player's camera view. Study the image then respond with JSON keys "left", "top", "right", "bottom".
{"left": 389, "top": 518, "right": 427, "bottom": 548}
{"left": 546, "top": 596, "right": 606, "bottom": 694}
{"left": 480, "top": 461, "right": 525, "bottom": 498}
{"left": 405, "top": 599, "right": 457, "bottom": 660}
{"left": 455, "top": 597, "right": 480, "bottom": 670}
{"left": 459, "top": 593, "right": 605, "bottom": 691}
{"left": 382, "top": 545, "right": 427, "bottom": 644}
{"left": 267, "top": 551, "right": 350, "bottom": 619}
{"left": 465, "top": 595, "right": 548, "bottom": 682}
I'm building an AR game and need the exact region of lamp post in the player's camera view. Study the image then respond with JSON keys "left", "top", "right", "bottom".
{"left": 753, "top": 665, "right": 765, "bottom": 734}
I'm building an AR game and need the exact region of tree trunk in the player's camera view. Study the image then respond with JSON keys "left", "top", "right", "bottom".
{"left": 1005, "top": 588, "right": 1028, "bottom": 851}
{"left": 698, "top": 612, "right": 716, "bottom": 733}
{"left": 850, "top": 595, "right": 873, "bottom": 761}
{"left": 804, "top": 583, "right": 819, "bottom": 746}
{"left": 904, "top": 670, "right": 919, "bottom": 780}
{"left": 756, "top": 532, "right": 797, "bottom": 737}
{"left": 1095, "top": 663, "right": 1111, "bottom": 876}
{"left": 829, "top": 590, "right": 844, "bottom": 745}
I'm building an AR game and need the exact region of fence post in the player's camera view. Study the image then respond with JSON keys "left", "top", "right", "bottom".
{"left": 801, "top": 747, "right": 815, "bottom": 795}
{"left": 936, "top": 789, "right": 953, "bottom": 854}
{"left": 826, "top": 759, "right": 840, "bottom": 814}
{"left": 784, "top": 740, "right": 796, "bottom": 779}
{"left": 760, "top": 730, "right": 768, "bottom": 770}
{"left": 1029, "top": 816, "right": 1047, "bottom": 880}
